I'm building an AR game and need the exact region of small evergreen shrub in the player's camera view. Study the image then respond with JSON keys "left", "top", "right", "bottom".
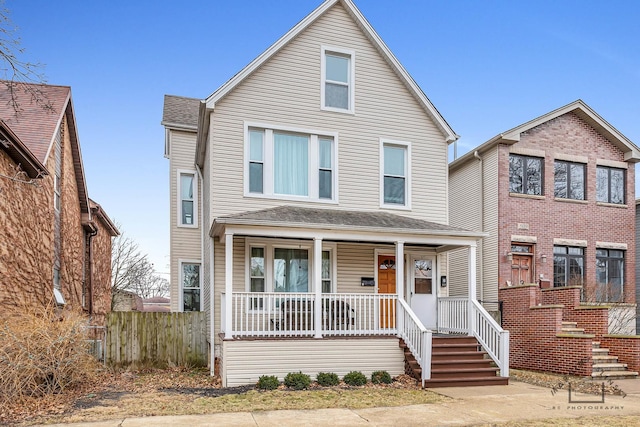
{"left": 256, "top": 375, "right": 279, "bottom": 390}
{"left": 316, "top": 372, "right": 339, "bottom": 387}
{"left": 371, "top": 370, "right": 392, "bottom": 384}
{"left": 343, "top": 370, "right": 367, "bottom": 386}
{"left": 284, "top": 372, "right": 312, "bottom": 390}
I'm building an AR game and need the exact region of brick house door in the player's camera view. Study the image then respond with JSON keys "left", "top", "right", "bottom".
{"left": 511, "top": 254, "right": 533, "bottom": 285}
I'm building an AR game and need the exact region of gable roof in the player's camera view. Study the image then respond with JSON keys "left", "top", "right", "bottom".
{"left": 0, "top": 118, "right": 47, "bottom": 179}
{"left": 450, "top": 99, "right": 640, "bottom": 171}
{"left": 196, "top": 0, "right": 457, "bottom": 166}
{"left": 89, "top": 199, "right": 120, "bottom": 237}
{"left": 0, "top": 81, "right": 91, "bottom": 213}
{"left": 161, "top": 95, "right": 200, "bottom": 131}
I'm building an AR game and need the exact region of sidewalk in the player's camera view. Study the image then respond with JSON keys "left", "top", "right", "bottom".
{"left": 39, "top": 380, "right": 640, "bottom": 427}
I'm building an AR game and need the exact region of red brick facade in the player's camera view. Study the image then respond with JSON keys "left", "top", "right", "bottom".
{"left": 497, "top": 112, "right": 636, "bottom": 304}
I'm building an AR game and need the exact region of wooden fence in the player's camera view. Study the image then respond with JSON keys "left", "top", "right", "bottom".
{"left": 105, "top": 312, "right": 208, "bottom": 368}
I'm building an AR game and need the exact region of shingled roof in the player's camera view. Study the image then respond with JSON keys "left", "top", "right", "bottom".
{"left": 161, "top": 95, "right": 200, "bottom": 130}
{"left": 0, "top": 82, "right": 71, "bottom": 164}
{"left": 213, "top": 206, "right": 481, "bottom": 238}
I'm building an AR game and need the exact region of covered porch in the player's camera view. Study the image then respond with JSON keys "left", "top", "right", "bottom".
{"left": 212, "top": 206, "right": 509, "bottom": 386}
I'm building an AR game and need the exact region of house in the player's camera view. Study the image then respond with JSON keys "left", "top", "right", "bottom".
{"left": 449, "top": 100, "right": 640, "bottom": 378}
{"left": 0, "top": 81, "right": 118, "bottom": 327}
{"left": 163, "top": 0, "right": 508, "bottom": 388}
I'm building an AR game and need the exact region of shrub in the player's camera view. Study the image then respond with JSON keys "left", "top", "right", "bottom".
{"left": 256, "top": 375, "right": 279, "bottom": 390}
{"left": 0, "top": 305, "right": 99, "bottom": 406}
{"left": 316, "top": 372, "right": 339, "bottom": 387}
{"left": 371, "top": 370, "right": 392, "bottom": 384}
{"left": 343, "top": 370, "right": 367, "bottom": 386}
{"left": 284, "top": 372, "right": 312, "bottom": 390}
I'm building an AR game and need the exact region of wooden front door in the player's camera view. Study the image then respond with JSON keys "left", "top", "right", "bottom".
{"left": 378, "top": 255, "right": 396, "bottom": 328}
{"left": 511, "top": 254, "right": 532, "bottom": 285}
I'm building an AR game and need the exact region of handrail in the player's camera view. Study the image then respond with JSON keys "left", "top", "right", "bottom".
{"left": 470, "top": 299, "right": 509, "bottom": 377}
{"left": 397, "top": 299, "right": 432, "bottom": 386}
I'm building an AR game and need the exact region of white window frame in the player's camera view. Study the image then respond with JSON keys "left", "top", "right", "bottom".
{"left": 321, "top": 45, "right": 355, "bottom": 114}
{"left": 379, "top": 139, "right": 412, "bottom": 210}
{"left": 244, "top": 238, "right": 337, "bottom": 295}
{"left": 177, "top": 169, "right": 198, "bottom": 228}
{"left": 179, "top": 259, "right": 202, "bottom": 312}
{"left": 243, "top": 122, "right": 339, "bottom": 203}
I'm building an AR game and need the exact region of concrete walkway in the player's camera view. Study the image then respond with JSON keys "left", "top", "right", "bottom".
{"left": 39, "top": 380, "right": 640, "bottom": 427}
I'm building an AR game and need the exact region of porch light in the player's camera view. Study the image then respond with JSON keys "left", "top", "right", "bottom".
{"left": 506, "top": 252, "right": 513, "bottom": 262}
{"left": 541, "top": 254, "right": 547, "bottom": 264}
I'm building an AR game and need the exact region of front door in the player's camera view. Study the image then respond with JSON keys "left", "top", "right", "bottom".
{"left": 377, "top": 255, "right": 396, "bottom": 328}
{"left": 410, "top": 257, "right": 437, "bottom": 329}
{"left": 511, "top": 254, "right": 533, "bottom": 285}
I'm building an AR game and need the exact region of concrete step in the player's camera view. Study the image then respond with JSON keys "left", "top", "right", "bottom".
{"left": 562, "top": 321, "right": 578, "bottom": 328}
{"left": 592, "top": 348, "right": 610, "bottom": 355}
{"left": 591, "top": 370, "right": 639, "bottom": 379}
{"left": 592, "top": 341, "right": 601, "bottom": 349}
{"left": 561, "top": 327, "right": 586, "bottom": 334}
{"left": 592, "top": 355, "right": 619, "bottom": 364}
{"left": 592, "top": 363, "right": 628, "bottom": 372}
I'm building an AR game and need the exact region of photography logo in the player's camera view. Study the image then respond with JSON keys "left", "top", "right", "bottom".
{"left": 567, "top": 382, "right": 605, "bottom": 404}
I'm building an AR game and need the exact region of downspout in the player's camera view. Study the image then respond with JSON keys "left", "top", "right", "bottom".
{"left": 86, "top": 226, "right": 98, "bottom": 318}
{"left": 196, "top": 166, "right": 204, "bottom": 312}
{"left": 473, "top": 150, "right": 484, "bottom": 301}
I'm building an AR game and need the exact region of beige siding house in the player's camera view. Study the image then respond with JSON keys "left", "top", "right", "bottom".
{"left": 163, "top": 0, "right": 508, "bottom": 388}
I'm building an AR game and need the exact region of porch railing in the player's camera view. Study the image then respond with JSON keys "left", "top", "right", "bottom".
{"left": 227, "top": 292, "right": 398, "bottom": 338}
{"left": 438, "top": 297, "right": 509, "bottom": 378}
{"left": 397, "top": 299, "right": 431, "bottom": 385}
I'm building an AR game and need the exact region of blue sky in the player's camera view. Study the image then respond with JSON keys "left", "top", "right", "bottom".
{"left": 10, "top": 0, "right": 640, "bottom": 280}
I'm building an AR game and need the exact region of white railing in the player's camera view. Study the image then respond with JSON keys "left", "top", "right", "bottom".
{"left": 438, "top": 297, "right": 509, "bottom": 377}
{"left": 397, "top": 299, "right": 432, "bottom": 385}
{"left": 227, "top": 292, "right": 399, "bottom": 338}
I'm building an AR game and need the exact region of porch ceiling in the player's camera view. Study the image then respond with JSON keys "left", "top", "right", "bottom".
{"left": 211, "top": 206, "right": 486, "bottom": 249}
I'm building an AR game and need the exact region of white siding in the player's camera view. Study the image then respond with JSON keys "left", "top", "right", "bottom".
{"left": 207, "top": 3, "right": 448, "bottom": 223}
{"left": 168, "top": 130, "right": 201, "bottom": 311}
{"left": 482, "top": 148, "right": 500, "bottom": 302}
{"left": 222, "top": 337, "right": 404, "bottom": 387}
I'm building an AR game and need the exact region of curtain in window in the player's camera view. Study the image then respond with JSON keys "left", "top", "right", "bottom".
{"left": 274, "top": 133, "right": 308, "bottom": 196}
{"left": 274, "top": 248, "right": 308, "bottom": 292}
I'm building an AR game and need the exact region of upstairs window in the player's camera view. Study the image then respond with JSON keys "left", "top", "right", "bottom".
{"left": 245, "top": 124, "right": 337, "bottom": 202}
{"left": 322, "top": 47, "right": 354, "bottom": 113}
{"left": 381, "top": 141, "right": 410, "bottom": 208}
{"left": 554, "top": 161, "right": 585, "bottom": 200}
{"left": 509, "top": 154, "right": 543, "bottom": 195}
{"left": 178, "top": 171, "right": 197, "bottom": 226}
{"left": 596, "top": 166, "right": 625, "bottom": 204}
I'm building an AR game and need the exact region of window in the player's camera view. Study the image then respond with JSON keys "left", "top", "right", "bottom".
{"left": 596, "top": 166, "right": 625, "bottom": 204}
{"left": 54, "top": 173, "right": 61, "bottom": 211}
{"left": 553, "top": 246, "right": 584, "bottom": 287}
{"left": 53, "top": 266, "right": 61, "bottom": 290}
{"left": 554, "top": 161, "right": 585, "bottom": 200}
{"left": 321, "top": 47, "right": 354, "bottom": 113}
{"left": 178, "top": 171, "right": 197, "bottom": 226}
{"left": 245, "top": 125, "right": 337, "bottom": 202}
{"left": 595, "top": 249, "right": 624, "bottom": 302}
{"left": 246, "top": 241, "right": 335, "bottom": 297}
{"left": 381, "top": 142, "right": 410, "bottom": 207}
{"left": 509, "top": 154, "right": 543, "bottom": 195}
{"left": 181, "top": 262, "right": 201, "bottom": 311}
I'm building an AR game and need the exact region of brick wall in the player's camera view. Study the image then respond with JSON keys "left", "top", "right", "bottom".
{"left": 89, "top": 217, "right": 114, "bottom": 326}
{"left": 497, "top": 112, "right": 636, "bottom": 304}
{"left": 600, "top": 336, "right": 640, "bottom": 373}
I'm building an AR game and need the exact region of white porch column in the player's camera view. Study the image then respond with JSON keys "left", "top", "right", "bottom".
{"left": 396, "top": 241, "right": 405, "bottom": 334}
{"left": 468, "top": 243, "right": 477, "bottom": 336}
{"left": 224, "top": 232, "right": 233, "bottom": 340}
{"left": 313, "top": 237, "right": 323, "bottom": 339}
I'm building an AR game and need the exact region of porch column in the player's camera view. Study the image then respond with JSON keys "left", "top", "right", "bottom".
{"left": 224, "top": 232, "right": 233, "bottom": 340}
{"left": 396, "top": 241, "right": 405, "bottom": 334}
{"left": 313, "top": 237, "right": 323, "bottom": 339}
{"left": 468, "top": 243, "right": 477, "bottom": 336}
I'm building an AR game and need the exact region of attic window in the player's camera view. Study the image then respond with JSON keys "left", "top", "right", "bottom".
{"left": 321, "top": 46, "right": 355, "bottom": 114}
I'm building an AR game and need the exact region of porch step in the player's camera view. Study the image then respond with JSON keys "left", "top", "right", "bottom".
{"left": 400, "top": 336, "right": 508, "bottom": 388}
{"left": 592, "top": 363, "right": 629, "bottom": 372}
{"left": 590, "top": 340, "right": 639, "bottom": 379}
{"left": 561, "top": 327, "right": 586, "bottom": 334}
{"left": 592, "top": 370, "right": 639, "bottom": 379}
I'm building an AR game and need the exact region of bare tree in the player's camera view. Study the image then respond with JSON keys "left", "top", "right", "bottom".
{"left": 111, "top": 224, "right": 169, "bottom": 309}
{"left": 0, "top": 0, "right": 51, "bottom": 112}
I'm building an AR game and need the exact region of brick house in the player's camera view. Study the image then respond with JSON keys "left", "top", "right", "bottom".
{"left": 449, "top": 100, "right": 640, "bottom": 377}
{"left": 0, "top": 81, "right": 118, "bottom": 326}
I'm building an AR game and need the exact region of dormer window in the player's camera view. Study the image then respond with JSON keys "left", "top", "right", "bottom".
{"left": 321, "top": 46, "right": 354, "bottom": 114}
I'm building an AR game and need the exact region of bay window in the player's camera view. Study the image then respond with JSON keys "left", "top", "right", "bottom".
{"left": 245, "top": 124, "right": 337, "bottom": 202}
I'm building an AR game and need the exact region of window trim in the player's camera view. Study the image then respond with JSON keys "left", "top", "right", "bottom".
{"left": 179, "top": 259, "right": 202, "bottom": 312}
{"left": 553, "top": 160, "right": 586, "bottom": 201}
{"left": 509, "top": 154, "right": 544, "bottom": 196}
{"left": 177, "top": 169, "right": 198, "bottom": 228}
{"left": 243, "top": 122, "right": 339, "bottom": 203}
{"left": 596, "top": 165, "right": 626, "bottom": 205}
{"left": 379, "top": 139, "right": 412, "bottom": 210}
{"left": 244, "top": 238, "right": 337, "bottom": 295}
{"left": 321, "top": 45, "right": 355, "bottom": 114}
